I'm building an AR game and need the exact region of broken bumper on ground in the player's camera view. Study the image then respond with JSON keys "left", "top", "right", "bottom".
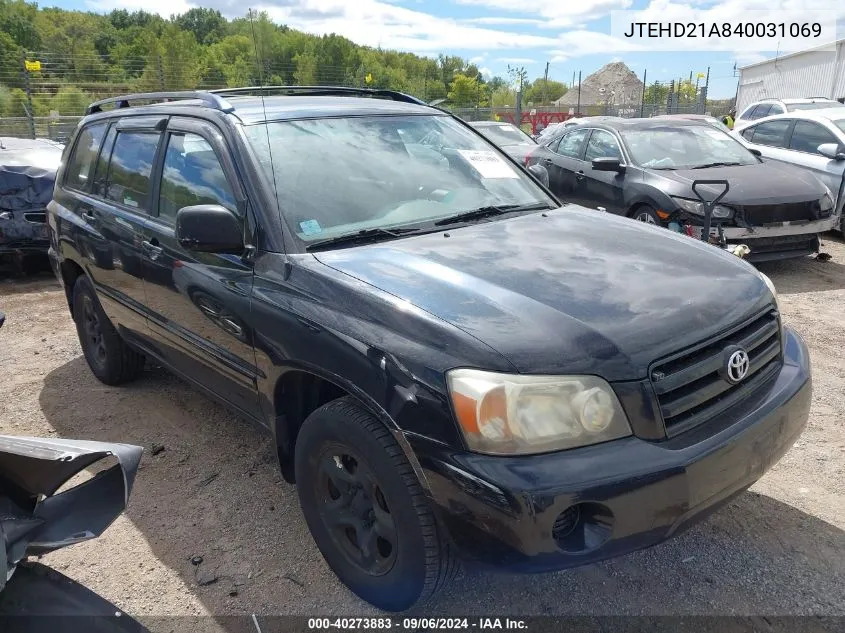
{"left": 0, "top": 436, "right": 143, "bottom": 592}
{"left": 722, "top": 216, "right": 838, "bottom": 261}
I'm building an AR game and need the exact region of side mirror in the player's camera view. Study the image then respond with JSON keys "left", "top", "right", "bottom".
{"left": 175, "top": 204, "right": 244, "bottom": 254}
{"left": 749, "top": 148, "right": 762, "bottom": 157}
{"left": 591, "top": 157, "right": 625, "bottom": 173}
{"left": 818, "top": 143, "right": 845, "bottom": 160}
{"left": 527, "top": 163, "right": 550, "bottom": 187}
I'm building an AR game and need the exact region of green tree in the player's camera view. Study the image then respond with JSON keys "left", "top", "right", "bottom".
{"left": 644, "top": 81, "right": 669, "bottom": 105}
{"left": 523, "top": 79, "right": 567, "bottom": 105}
{"left": 0, "top": 31, "right": 23, "bottom": 89}
{"left": 51, "top": 84, "right": 91, "bottom": 114}
{"left": 174, "top": 8, "right": 227, "bottom": 45}
{"left": 0, "top": 0, "right": 41, "bottom": 49}
{"left": 448, "top": 73, "right": 485, "bottom": 107}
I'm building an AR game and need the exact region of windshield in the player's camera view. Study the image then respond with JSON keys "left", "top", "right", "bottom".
{"left": 787, "top": 102, "right": 845, "bottom": 112}
{"left": 621, "top": 125, "right": 758, "bottom": 170}
{"left": 245, "top": 114, "right": 552, "bottom": 244}
{"left": 476, "top": 123, "right": 534, "bottom": 146}
{"left": 835, "top": 119, "right": 845, "bottom": 134}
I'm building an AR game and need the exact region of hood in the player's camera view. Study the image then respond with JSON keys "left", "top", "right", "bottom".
{"left": 652, "top": 161, "right": 827, "bottom": 204}
{"left": 0, "top": 163, "right": 57, "bottom": 212}
{"left": 314, "top": 207, "right": 772, "bottom": 380}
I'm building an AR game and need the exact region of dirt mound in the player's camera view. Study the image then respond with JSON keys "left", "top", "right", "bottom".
{"left": 554, "top": 61, "right": 643, "bottom": 106}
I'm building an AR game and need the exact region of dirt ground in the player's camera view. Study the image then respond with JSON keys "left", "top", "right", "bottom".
{"left": 1, "top": 236, "right": 844, "bottom": 624}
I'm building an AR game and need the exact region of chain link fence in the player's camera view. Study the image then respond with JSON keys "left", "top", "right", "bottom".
{"left": 1, "top": 52, "right": 727, "bottom": 141}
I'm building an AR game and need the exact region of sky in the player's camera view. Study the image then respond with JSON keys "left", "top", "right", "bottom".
{"left": 46, "top": 0, "right": 845, "bottom": 99}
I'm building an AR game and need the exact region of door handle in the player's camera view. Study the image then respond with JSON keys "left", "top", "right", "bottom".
{"left": 575, "top": 170, "right": 585, "bottom": 181}
{"left": 82, "top": 209, "right": 96, "bottom": 221}
{"left": 141, "top": 239, "right": 163, "bottom": 260}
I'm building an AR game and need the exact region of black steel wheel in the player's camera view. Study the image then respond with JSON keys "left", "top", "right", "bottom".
{"left": 295, "top": 397, "right": 458, "bottom": 611}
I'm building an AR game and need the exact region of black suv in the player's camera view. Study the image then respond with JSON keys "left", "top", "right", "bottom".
{"left": 48, "top": 88, "right": 812, "bottom": 612}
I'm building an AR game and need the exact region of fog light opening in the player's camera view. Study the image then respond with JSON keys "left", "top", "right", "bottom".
{"left": 552, "top": 502, "right": 614, "bottom": 554}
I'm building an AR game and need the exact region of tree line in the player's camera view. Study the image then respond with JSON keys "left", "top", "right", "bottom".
{"left": 0, "top": 1, "right": 568, "bottom": 117}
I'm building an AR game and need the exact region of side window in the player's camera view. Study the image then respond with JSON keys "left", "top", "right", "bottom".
{"left": 768, "top": 103, "right": 785, "bottom": 115}
{"left": 91, "top": 126, "right": 117, "bottom": 198}
{"left": 750, "top": 103, "right": 773, "bottom": 119}
{"left": 555, "top": 128, "right": 590, "bottom": 159}
{"left": 546, "top": 136, "right": 563, "bottom": 152}
{"left": 64, "top": 123, "right": 107, "bottom": 190}
{"left": 788, "top": 121, "right": 838, "bottom": 155}
{"left": 158, "top": 132, "right": 237, "bottom": 225}
{"left": 748, "top": 120, "right": 791, "bottom": 147}
{"left": 104, "top": 131, "right": 161, "bottom": 210}
{"left": 584, "top": 130, "right": 622, "bottom": 162}
{"left": 740, "top": 127, "right": 756, "bottom": 141}
{"left": 738, "top": 105, "right": 756, "bottom": 120}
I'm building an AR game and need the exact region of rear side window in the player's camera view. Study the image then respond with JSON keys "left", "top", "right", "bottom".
{"left": 748, "top": 120, "right": 791, "bottom": 147}
{"left": 768, "top": 103, "right": 786, "bottom": 115}
{"left": 738, "top": 105, "right": 756, "bottom": 120}
{"left": 64, "top": 123, "right": 107, "bottom": 190}
{"left": 158, "top": 132, "right": 237, "bottom": 224}
{"left": 104, "top": 131, "right": 161, "bottom": 210}
{"left": 789, "top": 121, "right": 838, "bottom": 154}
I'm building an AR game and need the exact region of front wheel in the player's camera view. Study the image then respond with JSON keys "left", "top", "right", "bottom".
{"left": 295, "top": 397, "right": 457, "bottom": 611}
{"left": 632, "top": 204, "right": 660, "bottom": 225}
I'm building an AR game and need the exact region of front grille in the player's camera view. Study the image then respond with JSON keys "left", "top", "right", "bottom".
{"left": 650, "top": 308, "right": 782, "bottom": 437}
{"left": 741, "top": 200, "right": 819, "bottom": 225}
{"left": 23, "top": 211, "right": 47, "bottom": 224}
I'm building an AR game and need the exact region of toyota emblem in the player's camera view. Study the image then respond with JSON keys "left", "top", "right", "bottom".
{"left": 725, "top": 348, "right": 750, "bottom": 384}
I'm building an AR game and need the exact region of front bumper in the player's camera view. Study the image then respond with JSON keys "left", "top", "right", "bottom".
{"left": 414, "top": 325, "right": 811, "bottom": 571}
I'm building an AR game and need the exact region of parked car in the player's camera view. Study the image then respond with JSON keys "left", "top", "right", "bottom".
{"left": 734, "top": 108, "right": 845, "bottom": 234}
{"left": 0, "top": 137, "right": 64, "bottom": 272}
{"left": 535, "top": 116, "right": 621, "bottom": 143}
{"left": 734, "top": 98, "right": 844, "bottom": 130}
{"left": 49, "top": 87, "right": 811, "bottom": 612}
{"left": 468, "top": 120, "right": 536, "bottom": 162}
{"left": 654, "top": 113, "right": 731, "bottom": 133}
{"left": 525, "top": 118, "right": 838, "bottom": 261}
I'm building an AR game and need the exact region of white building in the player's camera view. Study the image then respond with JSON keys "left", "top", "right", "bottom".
{"left": 736, "top": 38, "right": 845, "bottom": 112}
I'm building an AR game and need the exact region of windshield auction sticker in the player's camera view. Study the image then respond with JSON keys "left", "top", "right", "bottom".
{"left": 610, "top": 9, "right": 837, "bottom": 53}
{"left": 457, "top": 150, "right": 520, "bottom": 179}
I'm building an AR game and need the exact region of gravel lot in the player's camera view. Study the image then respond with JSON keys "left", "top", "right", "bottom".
{"left": 1, "top": 237, "right": 843, "bottom": 624}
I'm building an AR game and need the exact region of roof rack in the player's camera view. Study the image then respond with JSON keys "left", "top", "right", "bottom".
{"left": 208, "top": 85, "right": 429, "bottom": 106}
{"left": 86, "top": 91, "right": 235, "bottom": 115}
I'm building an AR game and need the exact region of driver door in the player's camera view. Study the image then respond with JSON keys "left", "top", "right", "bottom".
{"left": 581, "top": 129, "right": 627, "bottom": 215}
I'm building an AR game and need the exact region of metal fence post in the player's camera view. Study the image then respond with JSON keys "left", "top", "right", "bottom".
{"left": 640, "top": 69, "right": 647, "bottom": 117}
{"left": 157, "top": 55, "right": 165, "bottom": 90}
{"left": 21, "top": 50, "right": 36, "bottom": 139}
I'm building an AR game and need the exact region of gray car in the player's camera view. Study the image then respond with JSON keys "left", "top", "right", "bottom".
{"left": 468, "top": 120, "right": 536, "bottom": 162}
{"left": 734, "top": 108, "right": 845, "bottom": 233}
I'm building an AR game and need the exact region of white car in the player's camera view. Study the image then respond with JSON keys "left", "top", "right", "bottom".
{"left": 733, "top": 107, "right": 845, "bottom": 233}
{"left": 734, "top": 98, "right": 844, "bottom": 131}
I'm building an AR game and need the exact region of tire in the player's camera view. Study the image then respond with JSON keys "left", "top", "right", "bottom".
{"left": 295, "top": 397, "right": 458, "bottom": 611}
{"left": 72, "top": 275, "right": 145, "bottom": 385}
{"left": 631, "top": 204, "right": 660, "bottom": 225}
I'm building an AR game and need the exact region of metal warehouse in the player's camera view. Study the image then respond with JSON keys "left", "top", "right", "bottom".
{"left": 736, "top": 38, "right": 845, "bottom": 111}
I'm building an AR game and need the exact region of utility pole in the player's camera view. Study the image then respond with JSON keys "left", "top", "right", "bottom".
{"left": 577, "top": 70, "right": 582, "bottom": 115}
{"left": 543, "top": 61, "right": 549, "bottom": 104}
{"left": 640, "top": 68, "right": 647, "bottom": 117}
{"left": 21, "top": 51, "right": 36, "bottom": 139}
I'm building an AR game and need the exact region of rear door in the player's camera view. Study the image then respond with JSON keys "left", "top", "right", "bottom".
{"left": 544, "top": 127, "right": 590, "bottom": 204}
{"left": 581, "top": 128, "right": 627, "bottom": 215}
{"left": 66, "top": 117, "right": 165, "bottom": 339}
{"left": 141, "top": 117, "right": 261, "bottom": 419}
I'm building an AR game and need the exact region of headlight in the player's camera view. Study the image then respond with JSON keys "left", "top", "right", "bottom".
{"left": 759, "top": 272, "right": 779, "bottom": 308}
{"left": 820, "top": 190, "right": 834, "bottom": 213}
{"left": 671, "top": 197, "right": 734, "bottom": 219}
{"left": 446, "top": 369, "right": 632, "bottom": 455}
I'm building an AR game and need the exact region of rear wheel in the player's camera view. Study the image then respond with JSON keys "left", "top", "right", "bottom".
{"left": 72, "top": 275, "right": 145, "bottom": 385}
{"left": 295, "top": 397, "right": 457, "bottom": 611}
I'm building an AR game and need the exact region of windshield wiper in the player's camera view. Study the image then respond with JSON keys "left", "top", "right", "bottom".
{"left": 434, "top": 202, "right": 553, "bottom": 226}
{"left": 691, "top": 162, "right": 743, "bottom": 169}
{"left": 305, "top": 227, "right": 427, "bottom": 252}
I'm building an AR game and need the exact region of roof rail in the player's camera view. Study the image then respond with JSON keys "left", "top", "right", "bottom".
{"left": 86, "top": 91, "right": 235, "bottom": 115}
{"left": 208, "top": 85, "right": 429, "bottom": 106}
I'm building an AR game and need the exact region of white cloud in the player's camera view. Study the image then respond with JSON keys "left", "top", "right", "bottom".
{"left": 469, "top": 54, "right": 487, "bottom": 64}
{"left": 462, "top": 17, "right": 545, "bottom": 26}
{"left": 455, "top": 0, "right": 634, "bottom": 27}
{"left": 497, "top": 57, "right": 537, "bottom": 64}
{"left": 479, "top": 66, "right": 493, "bottom": 78}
